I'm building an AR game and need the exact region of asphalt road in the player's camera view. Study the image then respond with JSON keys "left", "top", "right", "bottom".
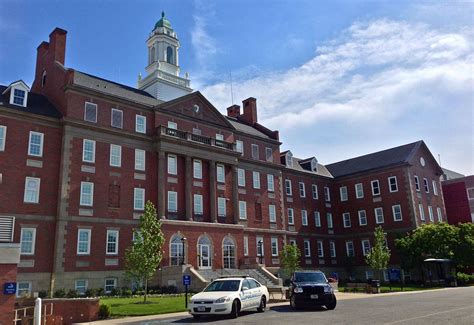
{"left": 140, "top": 287, "right": 474, "bottom": 325}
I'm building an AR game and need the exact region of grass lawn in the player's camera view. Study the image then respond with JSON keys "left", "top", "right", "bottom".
{"left": 101, "top": 295, "right": 189, "bottom": 317}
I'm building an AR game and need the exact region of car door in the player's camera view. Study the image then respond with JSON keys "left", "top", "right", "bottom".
{"left": 248, "top": 279, "right": 262, "bottom": 308}
{"left": 240, "top": 279, "right": 252, "bottom": 310}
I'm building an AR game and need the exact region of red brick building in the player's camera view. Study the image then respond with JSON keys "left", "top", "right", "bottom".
{"left": 442, "top": 175, "right": 474, "bottom": 224}
{"left": 0, "top": 17, "right": 447, "bottom": 296}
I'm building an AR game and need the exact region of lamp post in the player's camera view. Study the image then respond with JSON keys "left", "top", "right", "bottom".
{"left": 181, "top": 237, "right": 187, "bottom": 265}
{"left": 257, "top": 240, "right": 263, "bottom": 264}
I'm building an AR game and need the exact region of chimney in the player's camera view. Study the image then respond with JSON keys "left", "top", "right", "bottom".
{"left": 226, "top": 104, "right": 241, "bottom": 118}
{"left": 241, "top": 97, "right": 257, "bottom": 124}
{"left": 49, "top": 28, "right": 67, "bottom": 65}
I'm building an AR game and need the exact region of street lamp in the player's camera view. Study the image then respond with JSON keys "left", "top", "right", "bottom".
{"left": 181, "top": 237, "right": 187, "bottom": 265}
{"left": 257, "top": 240, "right": 263, "bottom": 264}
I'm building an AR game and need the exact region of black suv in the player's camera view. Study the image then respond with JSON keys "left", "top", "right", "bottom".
{"left": 289, "top": 270, "right": 337, "bottom": 310}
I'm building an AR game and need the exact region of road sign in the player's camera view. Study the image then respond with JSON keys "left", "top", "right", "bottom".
{"left": 3, "top": 282, "right": 16, "bottom": 295}
{"left": 183, "top": 274, "right": 191, "bottom": 286}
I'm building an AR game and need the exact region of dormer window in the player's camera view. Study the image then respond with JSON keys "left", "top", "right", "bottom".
{"left": 13, "top": 89, "right": 26, "bottom": 106}
{"left": 311, "top": 157, "right": 318, "bottom": 172}
{"left": 286, "top": 151, "right": 293, "bottom": 168}
{"left": 4, "top": 80, "right": 30, "bottom": 108}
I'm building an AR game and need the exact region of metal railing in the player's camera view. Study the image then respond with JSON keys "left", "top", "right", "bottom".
{"left": 13, "top": 303, "right": 53, "bottom": 325}
{"left": 159, "top": 126, "right": 236, "bottom": 151}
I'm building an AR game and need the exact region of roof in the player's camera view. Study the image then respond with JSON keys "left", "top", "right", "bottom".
{"left": 154, "top": 11, "right": 173, "bottom": 30}
{"left": 326, "top": 141, "right": 423, "bottom": 178}
{"left": 226, "top": 117, "right": 270, "bottom": 139}
{"left": 0, "top": 85, "right": 62, "bottom": 119}
{"left": 442, "top": 168, "right": 465, "bottom": 181}
{"left": 73, "top": 71, "right": 161, "bottom": 106}
{"left": 288, "top": 157, "right": 333, "bottom": 178}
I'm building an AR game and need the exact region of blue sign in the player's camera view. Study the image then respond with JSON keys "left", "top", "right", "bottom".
{"left": 389, "top": 268, "right": 401, "bottom": 281}
{"left": 3, "top": 282, "right": 16, "bottom": 295}
{"left": 183, "top": 275, "right": 191, "bottom": 286}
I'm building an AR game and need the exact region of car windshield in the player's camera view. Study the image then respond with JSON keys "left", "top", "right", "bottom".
{"left": 204, "top": 280, "right": 241, "bottom": 292}
{"left": 294, "top": 272, "right": 327, "bottom": 283}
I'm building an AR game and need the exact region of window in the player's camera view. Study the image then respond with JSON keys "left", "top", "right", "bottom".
{"left": 371, "top": 180, "right": 380, "bottom": 196}
{"left": 109, "top": 144, "right": 121, "bottom": 167}
{"left": 388, "top": 176, "right": 398, "bottom": 192}
{"left": 105, "top": 278, "right": 117, "bottom": 294}
{"left": 432, "top": 180, "right": 438, "bottom": 196}
{"left": 168, "top": 191, "right": 177, "bottom": 212}
{"left": 392, "top": 205, "right": 402, "bottom": 221}
{"left": 437, "top": 207, "right": 443, "bottom": 222}
{"left": 239, "top": 201, "right": 247, "bottom": 219}
{"left": 135, "top": 149, "right": 145, "bottom": 171}
{"left": 312, "top": 184, "right": 318, "bottom": 199}
{"left": 286, "top": 151, "right": 293, "bottom": 167}
{"left": 329, "top": 241, "right": 336, "bottom": 258}
{"left": 218, "top": 197, "right": 226, "bottom": 216}
{"left": 84, "top": 102, "right": 97, "bottom": 123}
{"left": 289, "top": 239, "right": 296, "bottom": 246}
{"left": 251, "top": 144, "right": 259, "bottom": 159}
{"left": 267, "top": 174, "right": 274, "bottom": 192}
{"left": 314, "top": 211, "right": 321, "bottom": 227}
{"left": 20, "top": 228, "right": 36, "bottom": 255}
{"left": 28, "top": 131, "right": 44, "bottom": 157}
{"left": 216, "top": 164, "right": 225, "bottom": 183}
{"left": 0, "top": 125, "right": 6, "bottom": 151}
{"left": 216, "top": 133, "right": 224, "bottom": 141}
{"left": 193, "top": 160, "right": 202, "bottom": 179}
{"left": 253, "top": 171, "right": 260, "bottom": 189}
{"left": 13, "top": 88, "right": 26, "bottom": 106}
{"left": 362, "top": 240, "right": 371, "bottom": 256}
{"left": 375, "top": 207, "right": 384, "bottom": 224}
{"left": 340, "top": 186, "right": 348, "bottom": 201}
{"left": 24, "top": 177, "right": 40, "bottom": 203}
{"left": 414, "top": 176, "right": 420, "bottom": 191}
{"left": 428, "top": 206, "right": 434, "bottom": 222}
{"left": 167, "top": 154, "right": 177, "bottom": 175}
{"left": 106, "top": 230, "right": 119, "bottom": 255}
{"left": 343, "top": 212, "right": 351, "bottom": 228}
{"left": 167, "top": 121, "right": 177, "bottom": 129}
{"left": 111, "top": 108, "right": 123, "bottom": 128}
{"left": 256, "top": 236, "right": 264, "bottom": 257}
{"left": 358, "top": 210, "right": 367, "bottom": 226}
{"left": 317, "top": 240, "right": 324, "bottom": 257}
{"left": 365, "top": 270, "right": 374, "bottom": 280}
{"left": 135, "top": 115, "right": 146, "bottom": 133}
{"left": 82, "top": 139, "right": 95, "bottom": 163}
{"left": 194, "top": 194, "right": 203, "bottom": 215}
{"left": 269, "top": 204, "right": 276, "bottom": 222}
{"left": 355, "top": 183, "right": 364, "bottom": 198}
{"left": 16, "top": 282, "right": 31, "bottom": 298}
{"left": 288, "top": 208, "right": 294, "bottom": 225}
{"left": 134, "top": 188, "right": 145, "bottom": 210}
{"left": 75, "top": 280, "right": 88, "bottom": 295}
{"left": 324, "top": 186, "right": 331, "bottom": 202}
{"left": 327, "top": 213, "right": 333, "bottom": 229}
{"left": 170, "top": 234, "right": 184, "bottom": 265}
{"left": 304, "top": 240, "right": 311, "bottom": 257}
{"left": 237, "top": 168, "right": 245, "bottom": 187}
{"left": 80, "top": 182, "right": 94, "bottom": 206}
{"left": 271, "top": 237, "right": 278, "bottom": 256}
{"left": 423, "top": 178, "right": 430, "bottom": 193}
{"left": 346, "top": 241, "right": 355, "bottom": 257}
{"left": 77, "top": 229, "right": 91, "bottom": 255}
{"left": 236, "top": 140, "right": 244, "bottom": 154}
{"left": 302, "top": 210, "right": 308, "bottom": 226}
{"left": 299, "top": 182, "right": 306, "bottom": 198}
{"left": 467, "top": 188, "right": 474, "bottom": 200}
{"left": 243, "top": 236, "right": 249, "bottom": 256}
{"left": 419, "top": 204, "right": 425, "bottom": 221}
{"left": 266, "top": 147, "right": 273, "bottom": 162}
{"left": 285, "top": 179, "right": 292, "bottom": 196}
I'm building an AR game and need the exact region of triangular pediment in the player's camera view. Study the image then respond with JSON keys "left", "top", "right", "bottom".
{"left": 155, "top": 91, "right": 235, "bottom": 129}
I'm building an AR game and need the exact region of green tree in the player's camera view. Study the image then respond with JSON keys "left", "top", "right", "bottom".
{"left": 453, "top": 223, "right": 474, "bottom": 268}
{"left": 280, "top": 244, "right": 301, "bottom": 277}
{"left": 365, "top": 226, "right": 391, "bottom": 280}
{"left": 125, "top": 201, "right": 165, "bottom": 303}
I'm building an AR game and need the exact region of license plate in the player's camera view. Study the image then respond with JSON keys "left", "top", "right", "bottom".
{"left": 197, "top": 306, "right": 206, "bottom": 312}
{"left": 310, "top": 294, "right": 319, "bottom": 299}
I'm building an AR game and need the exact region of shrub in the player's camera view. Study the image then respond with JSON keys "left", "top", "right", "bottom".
{"left": 66, "top": 289, "right": 78, "bottom": 298}
{"left": 85, "top": 288, "right": 97, "bottom": 297}
{"left": 98, "top": 304, "right": 111, "bottom": 320}
{"left": 121, "top": 287, "right": 132, "bottom": 297}
{"left": 456, "top": 272, "right": 474, "bottom": 285}
{"left": 96, "top": 288, "right": 105, "bottom": 297}
{"left": 54, "top": 289, "right": 66, "bottom": 298}
{"left": 110, "top": 287, "right": 122, "bottom": 296}
{"left": 38, "top": 291, "right": 48, "bottom": 298}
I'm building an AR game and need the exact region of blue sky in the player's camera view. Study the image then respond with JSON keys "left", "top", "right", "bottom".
{"left": 1, "top": 0, "right": 472, "bottom": 174}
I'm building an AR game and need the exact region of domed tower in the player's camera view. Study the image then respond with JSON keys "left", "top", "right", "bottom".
{"left": 138, "top": 12, "right": 192, "bottom": 101}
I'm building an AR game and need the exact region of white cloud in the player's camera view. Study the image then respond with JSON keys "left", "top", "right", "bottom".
{"left": 201, "top": 19, "right": 474, "bottom": 174}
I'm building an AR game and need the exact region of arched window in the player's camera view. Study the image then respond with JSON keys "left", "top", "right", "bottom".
{"left": 198, "top": 235, "right": 212, "bottom": 269}
{"left": 41, "top": 70, "right": 47, "bottom": 87}
{"left": 150, "top": 46, "right": 156, "bottom": 64}
{"left": 170, "top": 233, "right": 184, "bottom": 266}
{"left": 222, "top": 236, "right": 236, "bottom": 269}
{"left": 166, "top": 46, "right": 173, "bottom": 64}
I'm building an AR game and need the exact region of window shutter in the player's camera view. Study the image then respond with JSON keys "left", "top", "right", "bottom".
{"left": 0, "top": 216, "right": 15, "bottom": 242}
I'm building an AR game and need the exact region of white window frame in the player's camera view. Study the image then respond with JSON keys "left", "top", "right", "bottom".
{"left": 75, "top": 279, "right": 88, "bottom": 295}
{"left": 106, "top": 230, "right": 119, "bottom": 255}
{"left": 304, "top": 240, "right": 311, "bottom": 257}
{"left": 167, "top": 154, "right": 177, "bottom": 175}
{"left": 340, "top": 186, "right": 348, "bottom": 201}
{"left": 20, "top": 228, "right": 36, "bottom": 255}
{"left": 324, "top": 186, "right": 331, "bottom": 202}
{"left": 362, "top": 239, "right": 371, "bottom": 256}
{"left": 346, "top": 241, "right": 355, "bottom": 257}
{"left": 104, "top": 278, "right": 117, "bottom": 294}
{"left": 355, "top": 183, "right": 364, "bottom": 198}
{"left": 109, "top": 144, "right": 122, "bottom": 167}
{"left": 251, "top": 144, "right": 259, "bottom": 160}
{"left": 419, "top": 204, "right": 425, "bottom": 221}
{"left": 317, "top": 240, "right": 324, "bottom": 257}
{"left": 238, "top": 168, "right": 246, "bottom": 187}
{"left": 269, "top": 204, "right": 276, "bottom": 223}
{"left": 432, "top": 180, "right": 438, "bottom": 196}
{"left": 12, "top": 88, "right": 27, "bottom": 107}
{"left": 312, "top": 184, "right": 318, "bottom": 199}
{"left": 28, "top": 131, "right": 44, "bottom": 157}
{"left": 194, "top": 194, "right": 203, "bottom": 215}
{"left": 239, "top": 201, "right": 247, "bottom": 220}
{"left": 217, "top": 197, "right": 226, "bottom": 217}
{"left": 371, "top": 180, "right": 380, "bottom": 196}
{"left": 358, "top": 210, "right": 367, "bottom": 226}
{"left": 266, "top": 147, "right": 273, "bottom": 162}
{"left": 302, "top": 210, "right": 308, "bottom": 226}
{"left": 267, "top": 174, "right": 275, "bottom": 192}
{"left": 285, "top": 179, "right": 292, "bottom": 196}
{"left": 216, "top": 133, "right": 224, "bottom": 141}
{"left": 327, "top": 213, "right": 333, "bottom": 229}
{"left": 437, "top": 207, "right": 443, "bottom": 222}
{"left": 343, "top": 212, "right": 351, "bottom": 228}
{"left": 271, "top": 237, "right": 278, "bottom": 256}
{"left": 299, "top": 182, "right": 306, "bottom": 198}
{"left": 134, "top": 188, "right": 145, "bottom": 211}
{"left": 84, "top": 102, "right": 97, "bottom": 123}
{"left": 243, "top": 235, "right": 249, "bottom": 256}
{"left": 253, "top": 171, "right": 260, "bottom": 189}
{"left": 80, "top": 182, "right": 94, "bottom": 206}
{"left": 167, "top": 121, "right": 177, "bottom": 129}
{"left": 16, "top": 281, "right": 32, "bottom": 298}
{"left": 428, "top": 206, "right": 434, "bottom": 222}
{"left": 392, "top": 204, "right": 403, "bottom": 221}
{"left": 375, "top": 207, "right": 384, "bottom": 224}
{"left": 82, "top": 139, "right": 96, "bottom": 163}
{"left": 135, "top": 149, "right": 146, "bottom": 171}
{"left": 135, "top": 114, "right": 146, "bottom": 134}
{"left": 111, "top": 108, "right": 123, "bottom": 129}
{"left": 77, "top": 229, "right": 91, "bottom": 255}
{"left": 365, "top": 270, "right": 374, "bottom": 280}
{"left": 0, "top": 125, "right": 6, "bottom": 151}
{"left": 314, "top": 211, "right": 321, "bottom": 227}
{"left": 236, "top": 140, "right": 244, "bottom": 154}
{"left": 423, "top": 178, "right": 430, "bottom": 193}
{"left": 24, "top": 177, "right": 40, "bottom": 203}
{"left": 168, "top": 191, "right": 178, "bottom": 212}
{"left": 193, "top": 159, "right": 202, "bottom": 179}
{"left": 388, "top": 176, "right": 398, "bottom": 193}
{"left": 216, "top": 164, "right": 225, "bottom": 183}
{"left": 414, "top": 175, "right": 420, "bottom": 191}
{"left": 256, "top": 236, "right": 264, "bottom": 257}
{"left": 329, "top": 241, "right": 336, "bottom": 258}
{"left": 287, "top": 208, "right": 294, "bottom": 225}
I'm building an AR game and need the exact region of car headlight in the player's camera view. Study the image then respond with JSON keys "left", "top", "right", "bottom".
{"left": 324, "top": 285, "right": 333, "bottom": 293}
{"left": 294, "top": 287, "right": 303, "bottom": 293}
{"left": 215, "top": 296, "right": 231, "bottom": 303}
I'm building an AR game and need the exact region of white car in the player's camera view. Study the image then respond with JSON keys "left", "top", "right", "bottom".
{"left": 189, "top": 276, "right": 269, "bottom": 319}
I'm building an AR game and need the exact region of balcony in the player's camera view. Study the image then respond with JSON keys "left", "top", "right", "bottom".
{"left": 159, "top": 126, "right": 236, "bottom": 151}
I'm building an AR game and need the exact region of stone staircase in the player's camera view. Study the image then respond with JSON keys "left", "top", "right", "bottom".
{"left": 196, "top": 268, "right": 280, "bottom": 288}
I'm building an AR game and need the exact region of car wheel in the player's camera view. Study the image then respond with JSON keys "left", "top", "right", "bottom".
{"left": 290, "top": 295, "right": 298, "bottom": 310}
{"left": 257, "top": 296, "right": 266, "bottom": 312}
{"left": 326, "top": 296, "right": 337, "bottom": 310}
{"left": 192, "top": 314, "right": 201, "bottom": 320}
{"left": 230, "top": 299, "right": 240, "bottom": 319}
